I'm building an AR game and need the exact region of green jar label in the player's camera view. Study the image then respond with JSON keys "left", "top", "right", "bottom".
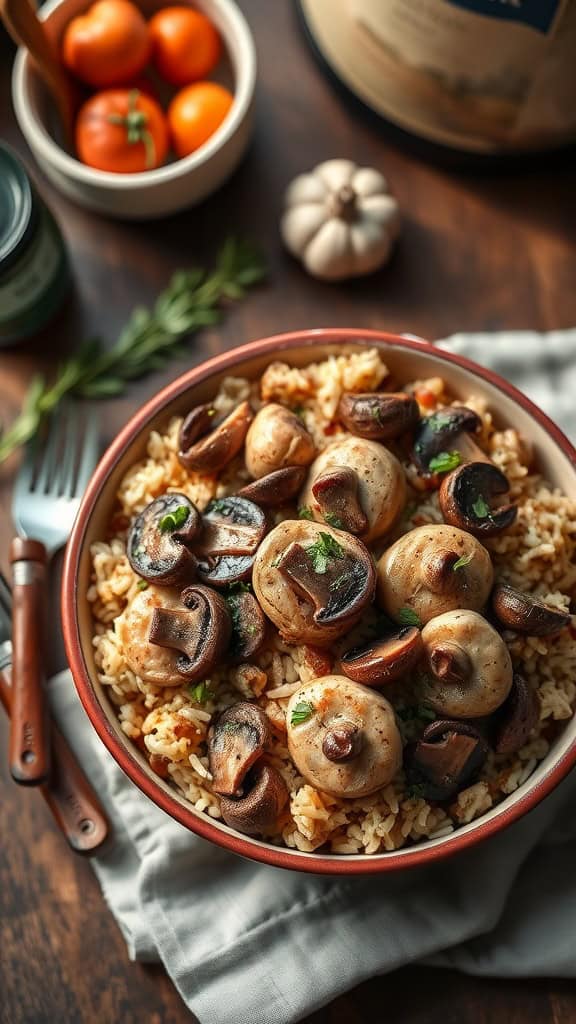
{"left": 0, "top": 219, "right": 62, "bottom": 322}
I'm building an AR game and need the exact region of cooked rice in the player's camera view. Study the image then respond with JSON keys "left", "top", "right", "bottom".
{"left": 89, "top": 349, "right": 576, "bottom": 855}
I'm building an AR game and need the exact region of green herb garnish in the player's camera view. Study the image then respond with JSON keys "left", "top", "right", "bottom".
{"left": 305, "top": 532, "right": 345, "bottom": 574}
{"left": 397, "top": 607, "right": 421, "bottom": 627}
{"left": 298, "top": 506, "right": 314, "bottom": 520}
{"left": 136, "top": 579, "right": 149, "bottom": 591}
{"left": 428, "top": 451, "right": 461, "bottom": 474}
{"left": 227, "top": 581, "right": 251, "bottom": 594}
{"left": 370, "top": 404, "right": 383, "bottom": 423}
{"left": 0, "top": 238, "right": 266, "bottom": 465}
{"left": 290, "top": 701, "right": 315, "bottom": 727}
{"left": 406, "top": 782, "right": 427, "bottom": 800}
{"left": 189, "top": 681, "right": 213, "bottom": 704}
{"left": 472, "top": 494, "right": 491, "bottom": 519}
{"left": 324, "top": 512, "right": 343, "bottom": 529}
{"left": 271, "top": 554, "right": 282, "bottom": 568}
{"left": 209, "top": 499, "right": 231, "bottom": 515}
{"left": 158, "top": 504, "right": 190, "bottom": 533}
{"left": 452, "top": 552, "right": 474, "bottom": 571}
{"left": 223, "top": 721, "right": 241, "bottom": 734}
{"left": 427, "top": 412, "right": 454, "bottom": 434}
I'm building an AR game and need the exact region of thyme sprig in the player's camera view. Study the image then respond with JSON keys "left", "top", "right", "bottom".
{"left": 0, "top": 238, "right": 265, "bottom": 465}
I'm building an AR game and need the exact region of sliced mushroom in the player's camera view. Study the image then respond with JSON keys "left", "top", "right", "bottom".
{"left": 219, "top": 763, "right": 288, "bottom": 835}
{"left": 238, "top": 466, "right": 307, "bottom": 506}
{"left": 178, "top": 401, "right": 253, "bottom": 473}
{"left": 407, "top": 720, "right": 489, "bottom": 800}
{"left": 299, "top": 436, "right": 406, "bottom": 543}
{"left": 493, "top": 674, "right": 541, "bottom": 754}
{"left": 412, "top": 406, "right": 486, "bottom": 476}
{"left": 341, "top": 626, "right": 423, "bottom": 687}
{"left": 245, "top": 403, "right": 315, "bottom": 479}
{"left": 226, "top": 589, "right": 267, "bottom": 662}
{"left": 147, "top": 584, "right": 232, "bottom": 682}
{"left": 311, "top": 466, "right": 368, "bottom": 534}
{"left": 286, "top": 676, "right": 402, "bottom": 798}
{"left": 116, "top": 585, "right": 187, "bottom": 686}
{"left": 253, "top": 521, "right": 376, "bottom": 644}
{"left": 208, "top": 702, "right": 271, "bottom": 796}
{"left": 127, "top": 494, "right": 201, "bottom": 585}
{"left": 439, "top": 462, "right": 517, "bottom": 537}
{"left": 195, "top": 496, "right": 266, "bottom": 588}
{"left": 420, "top": 609, "right": 513, "bottom": 717}
{"left": 337, "top": 392, "right": 419, "bottom": 441}
{"left": 491, "top": 583, "right": 571, "bottom": 636}
{"left": 377, "top": 524, "right": 494, "bottom": 626}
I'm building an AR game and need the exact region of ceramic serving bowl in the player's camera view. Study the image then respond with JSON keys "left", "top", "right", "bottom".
{"left": 12, "top": 0, "right": 256, "bottom": 219}
{"left": 62, "top": 329, "right": 576, "bottom": 873}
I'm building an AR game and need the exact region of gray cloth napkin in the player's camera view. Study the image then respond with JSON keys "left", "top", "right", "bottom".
{"left": 49, "top": 329, "right": 576, "bottom": 1024}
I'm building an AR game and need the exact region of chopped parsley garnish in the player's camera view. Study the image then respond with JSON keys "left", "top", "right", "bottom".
{"left": 428, "top": 412, "right": 454, "bottom": 434}
{"left": 271, "top": 554, "right": 282, "bottom": 568}
{"left": 223, "top": 721, "right": 241, "bottom": 734}
{"left": 227, "top": 581, "right": 252, "bottom": 594}
{"left": 452, "top": 551, "right": 474, "bottom": 571}
{"left": 472, "top": 494, "right": 491, "bottom": 519}
{"left": 298, "top": 506, "right": 314, "bottom": 520}
{"left": 136, "top": 579, "right": 149, "bottom": 591}
{"left": 158, "top": 504, "right": 190, "bottom": 533}
{"left": 209, "top": 499, "right": 231, "bottom": 516}
{"left": 290, "top": 700, "right": 315, "bottom": 727}
{"left": 428, "top": 450, "right": 461, "bottom": 474}
{"left": 370, "top": 404, "right": 383, "bottom": 423}
{"left": 188, "top": 681, "right": 213, "bottom": 704}
{"left": 305, "top": 532, "right": 344, "bottom": 574}
{"left": 324, "top": 512, "right": 343, "bottom": 529}
{"left": 397, "top": 607, "right": 421, "bottom": 627}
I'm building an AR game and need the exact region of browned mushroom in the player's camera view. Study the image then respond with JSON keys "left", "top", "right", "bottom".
{"left": 311, "top": 466, "right": 368, "bottom": 534}
{"left": 219, "top": 763, "right": 288, "bottom": 835}
{"left": 226, "top": 588, "right": 267, "bottom": 662}
{"left": 127, "top": 494, "right": 201, "bottom": 585}
{"left": 178, "top": 401, "right": 253, "bottom": 473}
{"left": 286, "top": 677, "right": 402, "bottom": 798}
{"left": 208, "top": 702, "right": 271, "bottom": 796}
{"left": 337, "top": 392, "right": 419, "bottom": 441}
{"left": 420, "top": 610, "right": 513, "bottom": 717}
{"left": 237, "top": 466, "right": 307, "bottom": 506}
{"left": 341, "top": 625, "right": 423, "bottom": 687}
{"left": 195, "top": 496, "right": 266, "bottom": 588}
{"left": 253, "top": 521, "right": 376, "bottom": 645}
{"left": 493, "top": 675, "right": 541, "bottom": 754}
{"left": 148, "top": 584, "right": 232, "bottom": 682}
{"left": 406, "top": 720, "right": 489, "bottom": 800}
{"left": 439, "top": 462, "right": 517, "bottom": 537}
{"left": 299, "top": 436, "right": 406, "bottom": 543}
{"left": 411, "top": 407, "right": 486, "bottom": 477}
{"left": 245, "top": 403, "right": 315, "bottom": 478}
{"left": 491, "top": 583, "right": 571, "bottom": 636}
{"left": 377, "top": 524, "right": 494, "bottom": 626}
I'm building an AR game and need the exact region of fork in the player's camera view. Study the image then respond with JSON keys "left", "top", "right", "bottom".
{"left": 9, "top": 403, "right": 98, "bottom": 785}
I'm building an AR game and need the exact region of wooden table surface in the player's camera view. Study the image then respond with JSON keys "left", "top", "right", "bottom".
{"left": 1, "top": 2, "right": 576, "bottom": 1022}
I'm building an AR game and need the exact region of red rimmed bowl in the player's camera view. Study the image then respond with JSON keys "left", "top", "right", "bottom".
{"left": 62, "top": 329, "right": 576, "bottom": 873}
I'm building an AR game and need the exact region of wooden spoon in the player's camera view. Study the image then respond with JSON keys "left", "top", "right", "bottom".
{"left": 0, "top": 0, "right": 75, "bottom": 146}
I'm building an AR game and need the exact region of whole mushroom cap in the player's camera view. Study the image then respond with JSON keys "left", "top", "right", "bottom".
{"left": 286, "top": 676, "right": 402, "bottom": 798}
{"left": 299, "top": 436, "right": 406, "bottom": 543}
{"left": 253, "top": 520, "right": 376, "bottom": 645}
{"left": 116, "top": 585, "right": 183, "bottom": 686}
{"left": 377, "top": 524, "right": 494, "bottom": 626}
{"left": 245, "top": 403, "right": 315, "bottom": 479}
{"left": 420, "top": 609, "right": 513, "bottom": 718}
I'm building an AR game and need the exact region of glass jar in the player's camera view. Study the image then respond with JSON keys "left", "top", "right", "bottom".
{"left": 0, "top": 143, "right": 70, "bottom": 347}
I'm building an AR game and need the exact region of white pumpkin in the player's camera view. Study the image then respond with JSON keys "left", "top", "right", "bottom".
{"left": 281, "top": 158, "right": 400, "bottom": 281}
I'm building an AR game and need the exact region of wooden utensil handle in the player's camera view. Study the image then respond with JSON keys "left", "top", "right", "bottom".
{"left": 0, "top": 665, "right": 109, "bottom": 855}
{"left": 9, "top": 537, "right": 51, "bottom": 785}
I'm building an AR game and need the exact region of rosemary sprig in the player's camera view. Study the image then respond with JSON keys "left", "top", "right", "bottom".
{"left": 0, "top": 238, "right": 265, "bottom": 465}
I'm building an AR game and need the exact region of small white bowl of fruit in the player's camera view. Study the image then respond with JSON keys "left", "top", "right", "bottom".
{"left": 12, "top": 0, "right": 256, "bottom": 218}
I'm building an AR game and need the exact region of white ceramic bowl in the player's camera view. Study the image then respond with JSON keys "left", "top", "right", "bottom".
{"left": 12, "top": 0, "right": 256, "bottom": 219}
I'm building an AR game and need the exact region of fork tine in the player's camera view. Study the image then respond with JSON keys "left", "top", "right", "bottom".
{"left": 58, "top": 403, "right": 81, "bottom": 499}
{"left": 13, "top": 433, "right": 38, "bottom": 502}
{"left": 73, "top": 409, "right": 100, "bottom": 497}
{"left": 0, "top": 572, "right": 11, "bottom": 616}
{"left": 36, "top": 405, "right": 65, "bottom": 494}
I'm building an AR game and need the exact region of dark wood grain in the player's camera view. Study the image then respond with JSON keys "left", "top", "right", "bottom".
{"left": 1, "top": 0, "right": 576, "bottom": 1021}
